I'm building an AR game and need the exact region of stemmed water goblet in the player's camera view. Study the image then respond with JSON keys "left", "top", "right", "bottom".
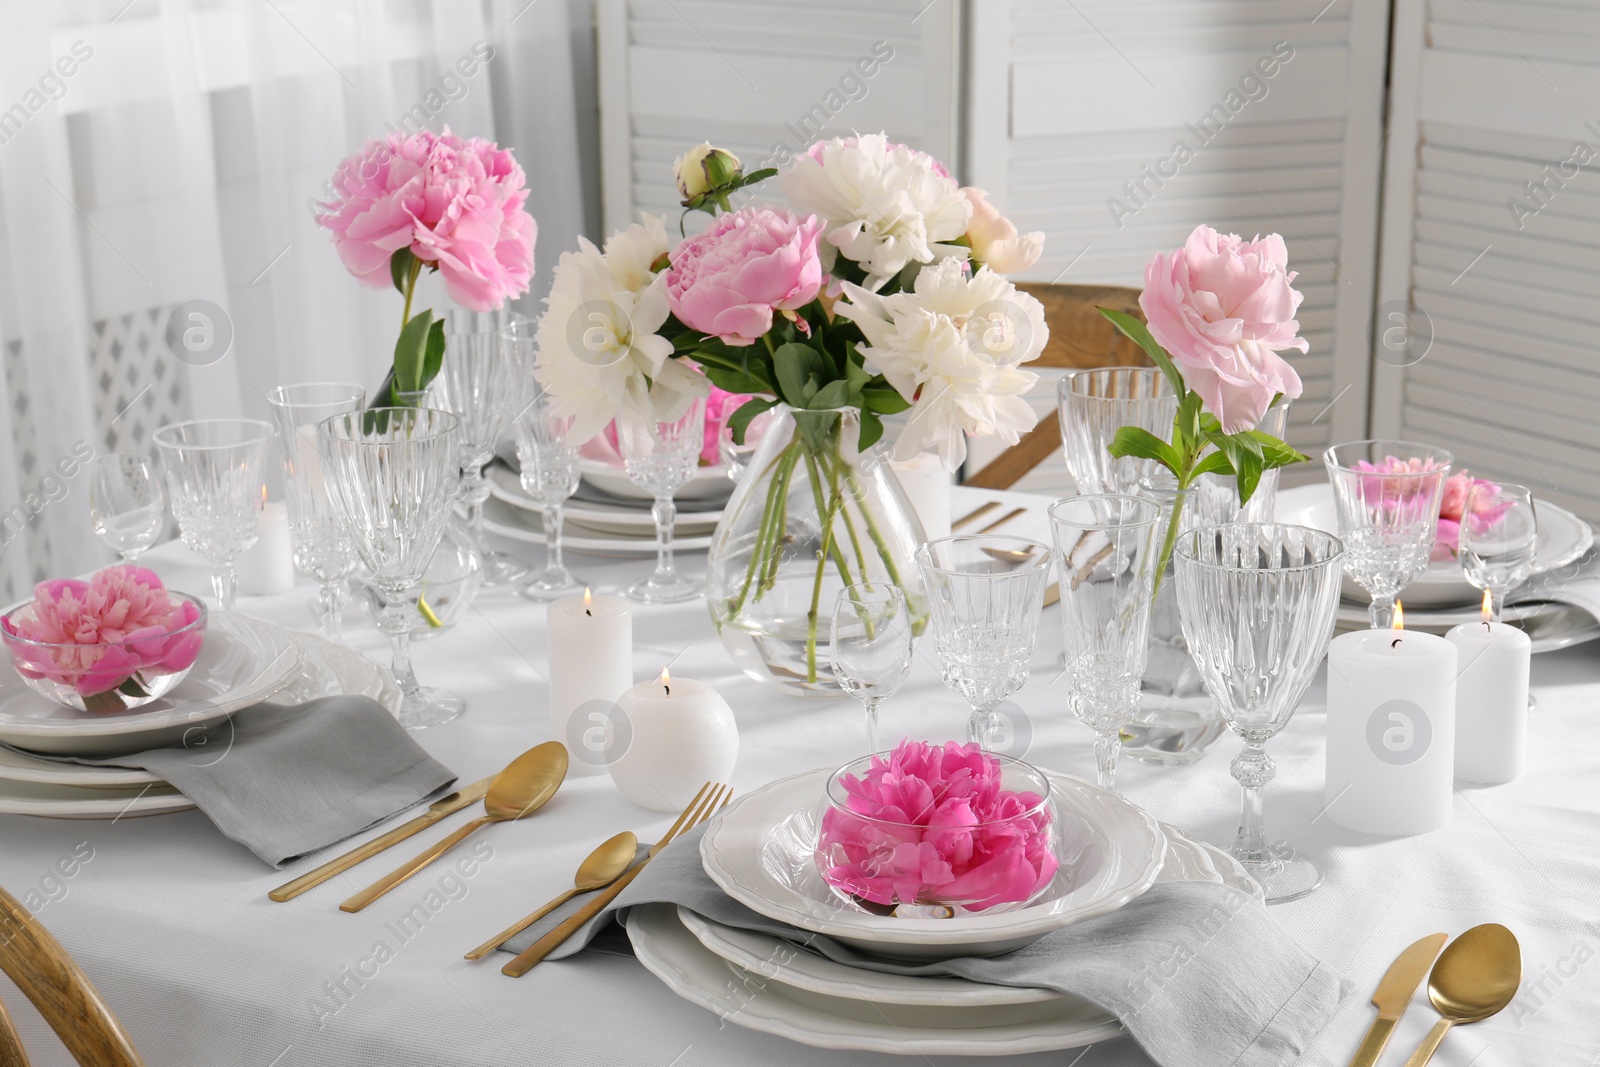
{"left": 152, "top": 419, "right": 275, "bottom": 611}
{"left": 319, "top": 408, "right": 465, "bottom": 729}
{"left": 88, "top": 454, "right": 166, "bottom": 562}
{"left": 435, "top": 309, "right": 531, "bottom": 586}
{"left": 1047, "top": 494, "right": 1164, "bottom": 792}
{"left": 619, "top": 397, "right": 707, "bottom": 604}
{"left": 268, "top": 383, "right": 366, "bottom": 640}
{"left": 1174, "top": 522, "right": 1344, "bottom": 903}
{"left": 1057, "top": 367, "right": 1177, "bottom": 494}
{"left": 829, "top": 583, "right": 914, "bottom": 753}
{"left": 510, "top": 374, "right": 584, "bottom": 602}
{"left": 1459, "top": 482, "right": 1537, "bottom": 622}
{"left": 1324, "top": 440, "right": 1453, "bottom": 628}
{"left": 916, "top": 535, "right": 1052, "bottom": 749}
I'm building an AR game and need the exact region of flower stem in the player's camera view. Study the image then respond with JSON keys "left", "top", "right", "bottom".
{"left": 801, "top": 443, "right": 848, "bottom": 685}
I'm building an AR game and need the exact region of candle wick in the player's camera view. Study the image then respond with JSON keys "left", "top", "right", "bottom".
{"left": 585, "top": 608, "right": 592, "bottom": 617}
{"left": 1391, "top": 637, "right": 1402, "bottom": 649}
{"left": 664, "top": 684, "right": 671, "bottom": 696}
{"left": 1481, "top": 620, "right": 1491, "bottom": 632}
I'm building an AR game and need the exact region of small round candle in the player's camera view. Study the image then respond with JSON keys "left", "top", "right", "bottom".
{"left": 1446, "top": 592, "right": 1531, "bottom": 784}
{"left": 609, "top": 667, "right": 738, "bottom": 811}
{"left": 546, "top": 588, "right": 633, "bottom": 776}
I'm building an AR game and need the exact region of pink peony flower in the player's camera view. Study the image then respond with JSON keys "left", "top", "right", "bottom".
{"left": 816, "top": 740, "right": 1057, "bottom": 913}
{"left": 702, "top": 385, "right": 752, "bottom": 466}
{"left": 1352, "top": 459, "right": 1508, "bottom": 561}
{"left": 317, "top": 129, "right": 537, "bottom": 312}
{"left": 961, "top": 188, "right": 1043, "bottom": 274}
{"left": 665, "top": 207, "right": 824, "bottom": 346}
{"left": 2, "top": 567, "right": 204, "bottom": 700}
{"left": 1139, "top": 225, "right": 1307, "bottom": 434}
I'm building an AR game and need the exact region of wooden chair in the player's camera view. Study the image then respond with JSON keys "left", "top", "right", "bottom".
{"left": 963, "top": 283, "right": 1149, "bottom": 491}
{"left": 0, "top": 886, "right": 144, "bottom": 1067}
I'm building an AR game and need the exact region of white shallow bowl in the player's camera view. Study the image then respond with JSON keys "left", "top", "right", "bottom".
{"left": 1275, "top": 482, "right": 1592, "bottom": 610}
{"left": 700, "top": 767, "right": 1167, "bottom": 960}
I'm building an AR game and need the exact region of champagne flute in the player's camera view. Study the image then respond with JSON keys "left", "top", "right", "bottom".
{"left": 619, "top": 397, "right": 707, "bottom": 604}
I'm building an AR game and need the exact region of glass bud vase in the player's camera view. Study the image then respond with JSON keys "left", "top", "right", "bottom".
{"left": 706, "top": 405, "right": 928, "bottom": 698}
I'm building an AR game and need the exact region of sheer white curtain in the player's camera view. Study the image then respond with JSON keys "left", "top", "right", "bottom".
{"left": 0, "top": 0, "right": 589, "bottom": 600}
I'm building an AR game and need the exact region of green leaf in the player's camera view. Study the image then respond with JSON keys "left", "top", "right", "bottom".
{"left": 861, "top": 386, "right": 911, "bottom": 414}
{"left": 772, "top": 342, "right": 824, "bottom": 408}
{"left": 1173, "top": 390, "right": 1203, "bottom": 457}
{"left": 857, "top": 409, "right": 885, "bottom": 450}
{"left": 1233, "top": 447, "right": 1263, "bottom": 504}
{"left": 369, "top": 367, "right": 398, "bottom": 409}
{"left": 1244, "top": 430, "right": 1311, "bottom": 469}
{"left": 701, "top": 363, "right": 771, "bottom": 397}
{"left": 419, "top": 318, "right": 446, "bottom": 392}
{"left": 390, "top": 247, "right": 417, "bottom": 294}
{"left": 727, "top": 397, "right": 777, "bottom": 444}
{"left": 809, "top": 379, "right": 851, "bottom": 411}
{"left": 1107, "top": 426, "right": 1182, "bottom": 474}
{"left": 392, "top": 308, "right": 435, "bottom": 394}
{"left": 1189, "top": 450, "right": 1236, "bottom": 479}
{"left": 1097, "top": 308, "right": 1186, "bottom": 400}
{"left": 845, "top": 352, "right": 871, "bottom": 391}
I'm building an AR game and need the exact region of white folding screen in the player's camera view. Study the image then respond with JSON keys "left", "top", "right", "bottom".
{"left": 1373, "top": 0, "right": 1600, "bottom": 523}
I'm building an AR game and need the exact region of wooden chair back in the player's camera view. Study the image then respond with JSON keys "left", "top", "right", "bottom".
{"left": 0, "top": 886, "right": 143, "bottom": 1067}
{"left": 964, "top": 283, "right": 1149, "bottom": 490}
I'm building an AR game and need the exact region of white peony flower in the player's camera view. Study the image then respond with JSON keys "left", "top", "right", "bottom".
{"left": 963, "top": 188, "right": 1044, "bottom": 274}
{"left": 535, "top": 214, "right": 708, "bottom": 444}
{"left": 778, "top": 134, "right": 971, "bottom": 290}
{"left": 836, "top": 258, "right": 1047, "bottom": 470}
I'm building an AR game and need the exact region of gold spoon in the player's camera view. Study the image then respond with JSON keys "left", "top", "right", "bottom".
{"left": 463, "top": 830, "right": 638, "bottom": 960}
{"left": 340, "top": 742, "right": 569, "bottom": 913}
{"left": 1402, "top": 923, "right": 1521, "bottom": 1066}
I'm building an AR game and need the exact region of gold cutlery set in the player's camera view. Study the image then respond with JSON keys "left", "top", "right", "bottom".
{"left": 1348, "top": 924, "right": 1521, "bottom": 1067}
{"left": 267, "top": 740, "right": 731, "bottom": 976}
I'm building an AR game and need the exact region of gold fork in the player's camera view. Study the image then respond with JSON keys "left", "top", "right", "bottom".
{"left": 500, "top": 781, "right": 733, "bottom": 977}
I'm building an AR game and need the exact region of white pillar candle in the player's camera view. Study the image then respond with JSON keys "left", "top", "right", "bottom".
{"left": 547, "top": 589, "right": 633, "bottom": 777}
{"left": 238, "top": 499, "right": 295, "bottom": 596}
{"left": 608, "top": 668, "right": 738, "bottom": 811}
{"left": 1325, "top": 609, "right": 1458, "bottom": 836}
{"left": 889, "top": 452, "right": 949, "bottom": 542}
{"left": 1446, "top": 593, "right": 1531, "bottom": 784}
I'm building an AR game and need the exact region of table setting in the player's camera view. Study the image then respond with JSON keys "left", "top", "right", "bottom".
{"left": 2, "top": 131, "right": 1599, "bottom": 1067}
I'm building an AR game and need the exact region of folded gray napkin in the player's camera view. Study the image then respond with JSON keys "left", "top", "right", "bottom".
{"left": 39, "top": 696, "right": 456, "bottom": 867}
{"left": 501, "top": 826, "right": 1351, "bottom": 1067}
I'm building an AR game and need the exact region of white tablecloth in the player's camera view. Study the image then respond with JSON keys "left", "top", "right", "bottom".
{"left": 3, "top": 488, "right": 1598, "bottom": 1066}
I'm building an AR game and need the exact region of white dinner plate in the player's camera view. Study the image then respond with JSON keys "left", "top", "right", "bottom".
{"left": 0, "top": 778, "right": 195, "bottom": 819}
{"left": 0, "top": 613, "right": 304, "bottom": 758}
{"left": 629, "top": 903, "right": 1126, "bottom": 1056}
{"left": 487, "top": 463, "right": 723, "bottom": 536}
{"left": 579, "top": 457, "right": 732, "bottom": 503}
{"left": 700, "top": 768, "right": 1167, "bottom": 960}
{"left": 1275, "top": 483, "right": 1593, "bottom": 610}
{"left": 482, "top": 495, "right": 717, "bottom": 557}
{"left": 1333, "top": 599, "right": 1600, "bottom": 653}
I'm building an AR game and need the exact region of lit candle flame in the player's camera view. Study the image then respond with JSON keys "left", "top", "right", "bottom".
{"left": 1481, "top": 589, "right": 1493, "bottom": 630}
{"left": 659, "top": 666, "right": 671, "bottom": 696}
{"left": 583, "top": 587, "right": 592, "bottom": 616}
{"left": 1392, "top": 601, "right": 1405, "bottom": 631}
{"left": 259, "top": 485, "right": 268, "bottom": 509}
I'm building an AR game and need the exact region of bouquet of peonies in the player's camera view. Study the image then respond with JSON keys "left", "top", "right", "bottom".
{"left": 1353, "top": 458, "right": 1508, "bottom": 561}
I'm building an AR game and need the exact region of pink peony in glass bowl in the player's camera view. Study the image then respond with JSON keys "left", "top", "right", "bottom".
{"left": 815, "top": 741, "right": 1058, "bottom": 918}
{"left": 1, "top": 567, "right": 207, "bottom": 714}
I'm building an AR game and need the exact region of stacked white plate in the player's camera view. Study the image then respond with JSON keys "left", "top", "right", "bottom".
{"left": 484, "top": 461, "right": 728, "bottom": 557}
{"left": 0, "top": 621, "right": 399, "bottom": 819}
{"left": 629, "top": 767, "right": 1261, "bottom": 1055}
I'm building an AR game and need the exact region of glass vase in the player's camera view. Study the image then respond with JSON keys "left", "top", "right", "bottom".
{"left": 706, "top": 405, "right": 928, "bottom": 697}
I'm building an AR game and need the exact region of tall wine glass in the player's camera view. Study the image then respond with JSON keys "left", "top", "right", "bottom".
{"left": 435, "top": 309, "right": 530, "bottom": 586}
{"left": 916, "top": 535, "right": 1052, "bottom": 749}
{"left": 320, "top": 408, "right": 464, "bottom": 729}
{"left": 511, "top": 375, "right": 584, "bottom": 602}
{"left": 1174, "top": 522, "right": 1344, "bottom": 903}
{"left": 268, "top": 383, "right": 366, "bottom": 640}
{"left": 1324, "top": 440, "right": 1453, "bottom": 628}
{"left": 619, "top": 397, "right": 707, "bottom": 604}
{"left": 88, "top": 454, "right": 165, "bottom": 562}
{"left": 1047, "top": 494, "right": 1164, "bottom": 792}
{"left": 1460, "top": 482, "right": 1538, "bottom": 621}
{"left": 153, "top": 419, "right": 275, "bottom": 611}
{"left": 1057, "top": 368, "right": 1177, "bottom": 494}
{"left": 829, "top": 583, "right": 914, "bottom": 753}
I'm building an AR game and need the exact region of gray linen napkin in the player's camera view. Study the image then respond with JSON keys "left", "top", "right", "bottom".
{"left": 501, "top": 825, "right": 1351, "bottom": 1067}
{"left": 53, "top": 696, "right": 456, "bottom": 867}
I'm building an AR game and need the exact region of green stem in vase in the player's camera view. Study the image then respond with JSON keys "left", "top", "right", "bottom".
{"left": 1149, "top": 479, "right": 1189, "bottom": 602}
{"left": 726, "top": 441, "right": 793, "bottom": 620}
{"left": 759, "top": 447, "right": 800, "bottom": 598}
{"left": 801, "top": 441, "right": 850, "bottom": 685}
{"left": 843, "top": 463, "right": 908, "bottom": 594}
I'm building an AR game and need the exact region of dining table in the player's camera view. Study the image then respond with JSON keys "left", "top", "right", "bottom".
{"left": 1, "top": 484, "right": 1597, "bottom": 1067}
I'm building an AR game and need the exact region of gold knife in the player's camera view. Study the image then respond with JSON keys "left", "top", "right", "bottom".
{"left": 268, "top": 776, "right": 495, "bottom": 902}
{"left": 1346, "top": 932, "right": 1450, "bottom": 1067}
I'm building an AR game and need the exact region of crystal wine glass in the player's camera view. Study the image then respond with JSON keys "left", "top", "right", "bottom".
{"left": 1057, "top": 367, "right": 1177, "bottom": 494}
{"left": 268, "top": 383, "right": 366, "bottom": 640}
{"left": 319, "top": 408, "right": 465, "bottom": 729}
{"left": 1324, "top": 440, "right": 1453, "bottom": 628}
{"left": 619, "top": 397, "right": 708, "bottom": 604}
{"left": 88, "top": 454, "right": 166, "bottom": 562}
{"left": 1460, "top": 481, "right": 1538, "bottom": 621}
{"left": 435, "top": 309, "right": 531, "bottom": 586}
{"left": 1174, "top": 522, "right": 1344, "bottom": 903}
{"left": 829, "top": 583, "right": 914, "bottom": 753}
{"left": 916, "top": 535, "right": 1052, "bottom": 749}
{"left": 1047, "top": 494, "right": 1164, "bottom": 792}
{"left": 510, "top": 373, "right": 584, "bottom": 603}
{"left": 153, "top": 419, "right": 275, "bottom": 611}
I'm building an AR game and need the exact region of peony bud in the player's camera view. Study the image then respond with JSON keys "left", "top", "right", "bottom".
{"left": 674, "top": 142, "right": 742, "bottom": 201}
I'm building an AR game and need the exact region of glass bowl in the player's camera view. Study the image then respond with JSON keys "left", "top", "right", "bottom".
{"left": 1, "top": 592, "right": 208, "bottom": 713}
{"left": 815, "top": 750, "right": 1058, "bottom": 918}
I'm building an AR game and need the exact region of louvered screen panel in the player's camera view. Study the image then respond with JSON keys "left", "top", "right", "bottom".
{"left": 1373, "top": 0, "right": 1600, "bottom": 523}
{"left": 965, "top": 0, "right": 1389, "bottom": 494}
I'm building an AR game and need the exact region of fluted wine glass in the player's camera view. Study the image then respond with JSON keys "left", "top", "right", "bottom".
{"left": 830, "top": 583, "right": 914, "bottom": 753}
{"left": 320, "top": 408, "right": 465, "bottom": 729}
{"left": 268, "top": 383, "right": 366, "bottom": 640}
{"left": 510, "top": 374, "right": 584, "bottom": 602}
{"left": 1174, "top": 522, "right": 1344, "bottom": 904}
{"left": 88, "top": 454, "right": 166, "bottom": 562}
{"left": 619, "top": 397, "right": 707, "bottom": 604}
{"left": 1324, "top": 441, "right": 1453, "bottom": 628}
{"left": 1057, "top": 368, "right": 1177, "bottom": 494}
{"left": 153, "top": 419, "right": 275, "bottom": 611}
{"left": 1460, "top": 482, "right": 1537, "bottom": 622}
{"left": 917, "top": 535, "right": 1052, "bottom": 749}
{"left": 435, "top": 309, "right": 530, "bottom": 586}
{"left": 1048, "top": 494, "right": 1164, "bottom": 792}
